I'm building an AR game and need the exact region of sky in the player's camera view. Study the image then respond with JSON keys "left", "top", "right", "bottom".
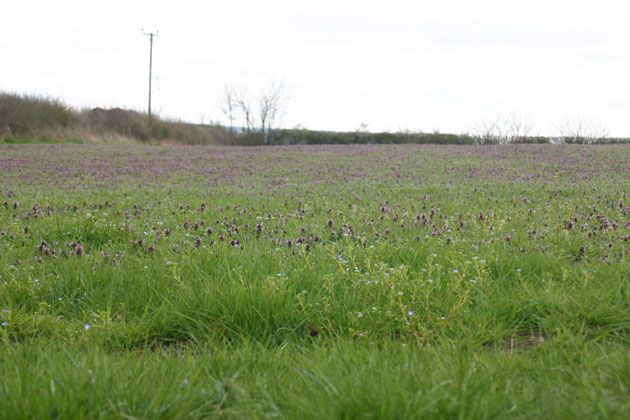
{"left": 2, "top": 0, "right": 630, "bottom": 136}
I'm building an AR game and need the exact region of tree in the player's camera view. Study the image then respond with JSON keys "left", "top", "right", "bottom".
{"left": 235, "top": 90, "right": 255, "bottom": 135}
{"left": 219, "top": 81, "right": 287, "bottom": 143}
{"left": 258, "top": 81, "right": 285, "bottom": 144}
{"left": 219, "top": 85, "right": 237, "bottom": 133}
{"left": 472, "top": 117, "right": 501, "bottom": 145}
{"left": 473, "top": 113, "right": 534, "bottom": 145}
{"left": 502, "top": 113, "right": 533, "bottom": 143}
{"left": 554, "top": 117, "right": 608, "bottom": 144}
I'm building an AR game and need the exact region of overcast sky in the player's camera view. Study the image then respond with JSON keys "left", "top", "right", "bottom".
{"left": 3, "top": 0, "right": 630, "bottom": 135}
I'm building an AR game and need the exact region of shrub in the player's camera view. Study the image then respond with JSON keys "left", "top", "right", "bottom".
{"left": 0, "top": 92, "right": 76, "bottom": 135}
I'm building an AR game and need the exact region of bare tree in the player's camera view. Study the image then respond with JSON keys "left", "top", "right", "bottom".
{"left": 473, "top": 117, "right": 501, "bottom": 145}
{"left": 258, "top": 81, "right": 285, "bottom": 144}
{"left": 473, "top": 113, "right": 534, "bottom": 145}
{"left": 503, "top": 113, "right": 533, "bottom": 143}
{"left": 235, "top": 90, "right": 255, "bottom": 134}
{"left": 219, "top": 85, "right": 238, "bottom": 133}
{"left": 217, "top": 81, "right": 288, "bottom": 142}
{"left": 554, "top": 117, "right": 608, "bottom": 144}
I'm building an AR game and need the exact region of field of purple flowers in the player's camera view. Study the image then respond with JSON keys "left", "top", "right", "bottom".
{"left": 1, "top": 144, "right": 630, "bottom": 419}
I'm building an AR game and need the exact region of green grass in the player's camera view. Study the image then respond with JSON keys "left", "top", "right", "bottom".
{"left": 1, "top": 144, "right": 630, "bottom": 419}
{"left": 2, "top": 340, "right": 629, "bottom": 419}
{"left": 0, "top": 136, "right": 83, "bottom": 144}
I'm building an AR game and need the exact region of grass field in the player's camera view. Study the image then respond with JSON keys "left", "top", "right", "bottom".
{"left": 1, "top": 143, "right": 629, "bottom": 419}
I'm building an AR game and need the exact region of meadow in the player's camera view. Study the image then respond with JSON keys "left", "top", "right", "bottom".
{"left": 1, "top": 143, "right": 629, "bottom": 419}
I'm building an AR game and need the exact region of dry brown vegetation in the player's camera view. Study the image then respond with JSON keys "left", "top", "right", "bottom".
{"left": 0, "top": 92, "right": 231, "bottom": 145}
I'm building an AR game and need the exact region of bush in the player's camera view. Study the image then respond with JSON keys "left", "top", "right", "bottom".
{"left": 87, "top": 107, "right": 149, "bottom": 140}
{"left": 0, "top": 92, "right": 229, "bottom": 145}
{"left": 0, "top": 92, "right": 76, "bottom": 135}
{"left": 265, "top": 129, "right": 476, "bottom": 146}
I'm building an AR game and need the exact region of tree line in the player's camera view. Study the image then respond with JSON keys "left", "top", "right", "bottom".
{"left": 2, "top": 90, "right": 628, "bottom": 145}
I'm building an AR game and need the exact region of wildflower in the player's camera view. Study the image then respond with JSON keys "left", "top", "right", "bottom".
{"left": 83, "top": 323, "right": 91, "bottom": 330}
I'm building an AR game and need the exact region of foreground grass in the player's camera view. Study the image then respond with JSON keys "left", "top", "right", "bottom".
{"left": 1, "top": 144, "right": 630, "bottom": 418}
{"left": 1, "top": 339, "right": 629, "bottom": 420}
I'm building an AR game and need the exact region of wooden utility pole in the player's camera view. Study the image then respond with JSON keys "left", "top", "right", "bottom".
{"left": 142, "top": 30, "right": 158, "bottom": 125}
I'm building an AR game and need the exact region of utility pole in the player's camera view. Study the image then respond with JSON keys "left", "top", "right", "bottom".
{"left": 142, "top": 29, "right": 158, "bottom": 126}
